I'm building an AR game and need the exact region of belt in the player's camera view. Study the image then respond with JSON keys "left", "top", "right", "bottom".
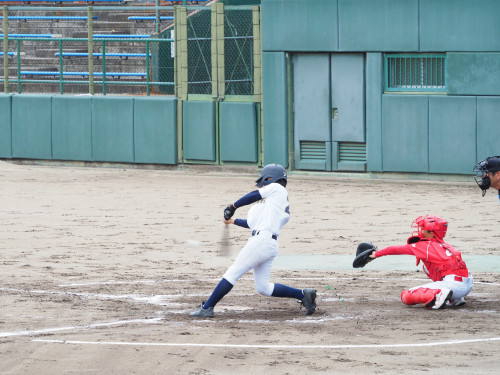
{"left": 252, "top": 230, "right": 277, "bottom": 240}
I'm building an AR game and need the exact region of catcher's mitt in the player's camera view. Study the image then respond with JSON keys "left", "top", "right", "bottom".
{"left": 353, "top": 242, "right": 377, "bottom": 268}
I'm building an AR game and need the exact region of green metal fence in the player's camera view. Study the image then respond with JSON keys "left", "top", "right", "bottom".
{"left": 1, "top": 4, "right": 259, "bottom": 97}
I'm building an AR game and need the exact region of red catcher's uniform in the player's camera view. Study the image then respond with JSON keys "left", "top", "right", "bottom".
{"left": 374, "top": 238, "right": 469, "bottom": 282}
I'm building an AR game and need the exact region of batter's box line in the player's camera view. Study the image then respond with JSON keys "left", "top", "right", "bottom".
{"left": 32, "top": 337, "right": 500, "bottom": 349}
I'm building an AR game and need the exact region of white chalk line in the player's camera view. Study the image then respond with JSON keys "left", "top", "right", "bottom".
{"left": 32, "top": 337, "right": 500, "bottom": 350}
{"left": 56, "top": 277, "right": 500, "bottom": 288}
{"left": 0, "top": 287, "right": 265, "bottom": 303}
{"left": 0, "top": 318, "right": 161, "bottom": 338}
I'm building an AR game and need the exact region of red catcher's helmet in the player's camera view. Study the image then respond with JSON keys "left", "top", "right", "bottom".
{"left": 412, "top": 215, "right": 448, "bottom": 240}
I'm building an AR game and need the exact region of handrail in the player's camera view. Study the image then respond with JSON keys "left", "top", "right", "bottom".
{"left": 1, "top": 35, "right": 175, "bottom": 95}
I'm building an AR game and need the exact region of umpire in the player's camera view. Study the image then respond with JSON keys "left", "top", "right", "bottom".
{"left": 473, "top": 156, "right": 500, "bottom": 204}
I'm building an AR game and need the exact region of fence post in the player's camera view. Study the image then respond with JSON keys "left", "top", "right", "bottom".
{"left": 146, "top": 40, "right": 150, "bottom": 96}
{"left": 252, "top": 6, "right": 263, "bottom": 166}
{"left": 174, "top": 6, "right": 188, "bottom": 163}
{"left": 155, "top": 0, "right": 159, "bottom": 34}
{"left": 2, "top": 5, "right": 9, "bottom": 94}
{"left": 211, "top": 2, "right": 224, "bottom": 100}
{"left": 252, "top": 7, "right": 261, "bottom": 103}
{"left": 87, "top": 6, "right": 94, "bottom": 95}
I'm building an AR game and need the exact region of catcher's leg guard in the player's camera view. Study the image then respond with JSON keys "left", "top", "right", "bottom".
{"left": 400, "top": 288, "right": 439, "bottom": 308}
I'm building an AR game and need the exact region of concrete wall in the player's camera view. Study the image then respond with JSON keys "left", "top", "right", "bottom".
{"left": 261, "top": 0, "right": 500, "bottom": 174}
{"left": 0, "top": 95, "right": 178, "bottom": 165}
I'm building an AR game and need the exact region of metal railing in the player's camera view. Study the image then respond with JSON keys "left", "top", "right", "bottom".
{"left": 1, "top": 3, "right": 258, "bottom": 97}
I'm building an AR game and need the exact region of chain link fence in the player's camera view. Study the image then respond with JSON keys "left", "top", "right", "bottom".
{"left": 1, "top": 3, "right": 258, "bottom": 97}
{"left": 224, "top": 7, "right": 253, "bottom": 96}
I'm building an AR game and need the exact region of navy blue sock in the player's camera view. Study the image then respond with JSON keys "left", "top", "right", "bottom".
{"left": 204, "top": 278, "right": 234, "bottom": 309}
{"left": 271, "top": 283, "right": 304, "bottom": 300}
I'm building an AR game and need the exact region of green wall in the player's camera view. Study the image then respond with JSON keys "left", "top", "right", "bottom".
{"left": 0, "top": 95, "right": 178, "bottom": 165}
{"left": 261, "top": 0, "right": 500, "bottom": 175}
{"left": 182, "top": 101, "right": 216, "bottom": 162}
{"left": 428, "top": 97, "right": 476, "bottom": 174}
{"left": 52, "top": 96, "right": 92, "bottom": 161}
{"left": 134, "top": 97, "right": 177, "bottom": 164}
{"left": 365, "top": 53, "right": 383, "bottom": 172}
{"left": 382, "top": 95, "right": 429, "bottom": 173}
{"left": 92, "top": 97, "right": 135, "bottom": 163}
{"left": 12, "top": 95, "right": 52, "bottom": 160}
{"left": 477, "top": 97, "right": 500, "bottom": 161}
{"left": 339, "top": 0, "right": 419, "bottom": 51}
{"left": 420, "top": 0, "right": 500, "bottom": 52}
{"left": 219, "top": 102, "right": 258, "bottom": 163}
{"left": 262, "top": 0, "right": 338, "bottom": 52}
{"left": 447, "top": 53, "right": 500, "bottom": 96}
{"left": 0, "top": 95, "right": 11, "bottom": 158}
{"left": 381, "top": 95, "right": 494, "bottom": 175}
{"left": 262, "top": 0, "right": 500, "bottom": 53}
{"left": 262, "top": 51, "right": 288, "bottom": 167}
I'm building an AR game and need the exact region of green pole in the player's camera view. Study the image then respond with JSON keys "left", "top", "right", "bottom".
{"left": 155, "top": 0, "right": 159, "bottom": 34}
{"left": 146, "top": 40, "right": 150, "bottom": 96}
{"left": 87, "top": 6, "right": 94, "bottom": 95}
{"left": 3, "top": 5, "right": 9, "bottom": 94}
{"left": 16, "top": 39, "right": 20, "bottom": 93}
{"left": 102, "top": 40, "right": 106, "bottom": 95}
{"left": 58, "top": 40, "right": 63, "bottom": 94}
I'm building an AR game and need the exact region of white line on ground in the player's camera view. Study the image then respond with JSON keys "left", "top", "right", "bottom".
{"left": 55, "top": 277, "right": 498, "bottom": 288}
{"left": 32, "top": 337, "right": 500, "bottom": 349}
{"left": 0, "top": 318, "right": 161, "bottom": 338}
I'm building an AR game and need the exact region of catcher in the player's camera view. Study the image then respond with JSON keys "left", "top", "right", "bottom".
{"left": 353, "top": 215, "right": 473, "bottom": 310}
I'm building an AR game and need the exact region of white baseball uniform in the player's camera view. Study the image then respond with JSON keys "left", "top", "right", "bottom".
{"left": 223, "top": 183, "right": 290, "bottom": 296}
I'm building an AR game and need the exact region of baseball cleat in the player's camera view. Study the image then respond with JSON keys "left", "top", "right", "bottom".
{"left": 189, "top": 302, "right": 214, "bottom": 318}
{"left": 301, "top": 288, "right": 317, "bottom": 315}
{"left": 431, "top": 288, "right": 453, "bottom": 310}
{"left": 447, "top": 297, "right": 466, "bottom": 307}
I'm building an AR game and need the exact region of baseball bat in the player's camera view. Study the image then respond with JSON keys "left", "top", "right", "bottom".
{"left": 218, "top": 225, "right": 231, "bottom": 257}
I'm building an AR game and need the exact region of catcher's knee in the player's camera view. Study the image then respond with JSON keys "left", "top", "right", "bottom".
{"left": 401, "top": 289, "right": 414, "bottom": 305}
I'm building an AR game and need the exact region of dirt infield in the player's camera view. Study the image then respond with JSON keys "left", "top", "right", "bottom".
{"left": 1, "top": 161, "right": 499, "bottom": 374}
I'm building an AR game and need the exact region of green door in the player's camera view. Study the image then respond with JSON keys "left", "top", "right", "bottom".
{"left": 293, "top": 53, "right": 366, "bottom": 171}
{"left": 330, "top": 53, "right": 366, "bottom": 171}
{"left": 293, "top": 53, "right": 332, "bottom": 171}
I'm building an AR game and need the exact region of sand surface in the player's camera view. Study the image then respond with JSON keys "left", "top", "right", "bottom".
{"left": 0, "top": 161, "right": 499, "bottom": 374}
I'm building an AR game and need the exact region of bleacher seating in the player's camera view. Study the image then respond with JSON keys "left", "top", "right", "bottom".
{"left": 128, "top": 16, "right": 174, "bottom": 22}
{"left": 0, "top": 16, "right": 99, "bottom": 21}
{"left": 93, "top": 34, "right": 151, "bottom": 38}
{"left": 55, "top": 52, "right": 152, "bottom": 59}
{"left": 0, "top": 34, "right": 54, "bottom": 38}
{"left": 0, "top": 0, "right": 124, "bottom": 3}
{"left": 21, "top": 71, "right": 147, "bottom": 78}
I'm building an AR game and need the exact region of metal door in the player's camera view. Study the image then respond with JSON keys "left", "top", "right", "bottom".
{"left": 293, "top": 54, "right": 332, "bottom": 171}
{"left": 330, "top": 53, "right": 366, "bottom": 171}
{"left": 293, "top": 53, "right": 366, "bottom": 171}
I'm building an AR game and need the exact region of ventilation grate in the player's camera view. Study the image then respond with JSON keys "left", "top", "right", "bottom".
{"left": 300, "top": 141, "right": 326, "bottom": 161}
{"left": 339, "top": 143, "right": 366, "bottom": 162}
{"left": 385, "top": 54, "right": 446, "bottom": 92}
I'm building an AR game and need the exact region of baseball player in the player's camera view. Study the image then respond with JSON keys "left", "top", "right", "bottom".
{"left": 190, "top": 164, "right": 317, "bottom": 318}
{"left": 356, "top": 215, "right": 473, "bottom": 309}
{"left": 474, "top": 156, "right": 500, "bottom": 205}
